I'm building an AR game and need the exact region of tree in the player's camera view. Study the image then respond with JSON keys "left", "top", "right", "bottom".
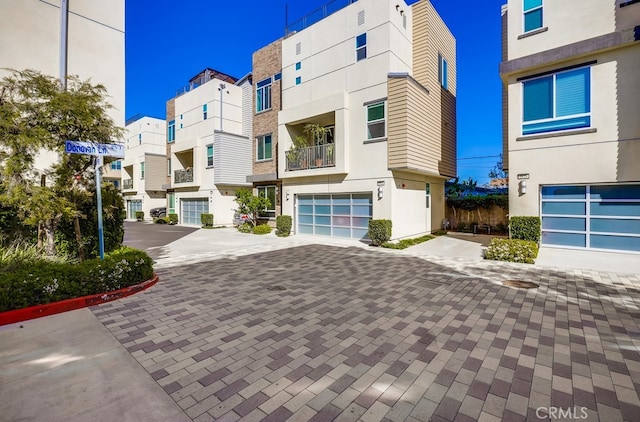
{"left": 234, "top": 188, "right": 271, "bottom": 227}
{"left": 488, "top": 154, "right": 508, "bottom": 188}
{"left": 0, "top": 69, "right": 124, "bottom": 256}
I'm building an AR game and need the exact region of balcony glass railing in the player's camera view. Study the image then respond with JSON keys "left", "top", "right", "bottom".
{"left": 174, "top": 168, "right": 194, "bottom": 183}
{"left": 123, "top": 179, "right": 133, "bottom": 189}
{"left": 286, "top": 144, "right": 335, "bottom": 171}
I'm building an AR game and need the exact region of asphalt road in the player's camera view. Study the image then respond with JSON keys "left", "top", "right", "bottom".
{"left": 123, "top": 221, "right": 198, "bottom": 254}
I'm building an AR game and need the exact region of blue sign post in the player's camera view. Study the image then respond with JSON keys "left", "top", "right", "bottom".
{"left": 65, "top": 140, "right": 124, "bottom": 260}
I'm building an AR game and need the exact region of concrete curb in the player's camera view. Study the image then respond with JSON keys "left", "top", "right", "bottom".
{"left": 0, "top": 274, "right": 159, "bottom": 326}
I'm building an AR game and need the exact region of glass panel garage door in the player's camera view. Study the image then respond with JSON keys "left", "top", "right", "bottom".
{"left": 298, "top": 193, "right": 372, "bottom": 239}
{"left": 181, "top": 198, "right": 209, "bottom": 225}
{"left": 127, "top": 200, "right": 142, "bottom": 219}
{"left": 541, "top": 185, "right": 640, "bottom": 252}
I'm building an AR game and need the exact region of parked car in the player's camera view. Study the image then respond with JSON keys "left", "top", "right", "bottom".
{"left": 150, "top": 207, "right": 166, "bottom": 218}
{"left": 233, "top": 212, "right": 249, "bottom": 226}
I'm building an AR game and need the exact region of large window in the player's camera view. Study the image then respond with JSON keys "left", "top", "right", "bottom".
{"left": 522, "top": 66, "right": 590, "bottom": 135}
{"left": 366, "top": 102, "right": 385, "bottom": 140}
{"left": 257, "top": 186, "right": 276, "bottom": 218}
{"left": 168, "top": 120, "right": 175, "bottom": 143}
{"left": 438, "top": 53, "right": 448, "bottom": 90}
{"left": 523, "top": 0, "right": 543, "bottom": 32}
{"left": 256, "top": 77, "right": 272, "bottom": 112}
{"left": 206, "top": 144, "right": 214, "bottom": 167}
{"left": 257, "top": 134, "right": 272, "bottom": 161}
{"left": 356, "top": 33, "right": 367, "bottom": 61}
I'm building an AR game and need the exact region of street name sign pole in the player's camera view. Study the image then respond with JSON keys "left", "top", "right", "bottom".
{"left": 64, "top": 140, "right": 124, "bottom": 259}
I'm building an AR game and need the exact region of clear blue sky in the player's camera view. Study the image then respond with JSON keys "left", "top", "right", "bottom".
{"left": 125, "top": 0, "right": 506, "bottom": 185}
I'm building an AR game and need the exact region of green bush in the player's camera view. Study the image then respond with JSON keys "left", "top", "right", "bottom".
{"left": 253, "top": 224, "right": 272, "bottom": 235}
{"left": 238, "top": 222, "right": 252, "bottom": 233}
{"left": 457, "top": 221, "right": 467, "bottom": 231}
{"left": 135, "top": 211, "right": 144, "bottom": 221}
{"left": 381, "top": 234, "right": 434, "bottom": 250}
{"left": 485, "top": 238, "right": 538, "bottom": 264}
{"left": 510, "top": 216, "right": 541, "bottom": 242}
{"left": 368, "top": 219, "right": 392, "bottom": 246}
{"left": 446, "top": 194, "right": 508, "bottom": 211}
{"left": 276, "top": 215, "right": 292, "bottom": 237}
{"left": 168, "top": 214, "right": 178, "bottom": 225}
{"left": 154, "top": 217, "right": 168, "bottom": 224}
{"left": 201, "top": 213, "right": 214, "bottom": 228}
{"left": 0, "top": 246, "right": 154, "bottom": 312}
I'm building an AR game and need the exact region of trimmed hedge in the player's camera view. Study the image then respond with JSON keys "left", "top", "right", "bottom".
{"left": 0, "top": 246, "right": 154, "bottom": 312}
{"left": 168, "top": 214, "right": 178, "bottom": 225}
{"left": 201, "top": 213, "right": 214, "bottom": 228}
{"left": 510, "top": 216, "right": 541, "bottom": 242}
{"left": 485, "top": 238, "right": 538, "bottom": 264}
{"left": 253, "top": 224, "right": 272, "bottom": 235}
{"left": 135, "top": 211, "right": 144, "bottom": 221}
{"left": 382, "top": 235, "right": 434, "bottom": 250}
{"left": 238, "top": 223, "right": 252, "bottom": 233}
{"left": 276, "top": 215, "right": 292, "bottom": 237}
{"left": 446, "top": 194, "right": 508, "bottom": 211}
{"left": 368, "top": 219, "right": 392, "bottom": 246}
{"left": 154, "top": 217, "right": 168, "bottom": 224}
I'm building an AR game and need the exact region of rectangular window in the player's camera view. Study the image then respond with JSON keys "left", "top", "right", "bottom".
{"left": 295, "top": 62, "right": 301, "bottom": 70}
{"left": 140, "top": 162, "right": 145, "bottom": 179}
{"left": 168, "top": 193, "right": 175, "bottom": 215}
{"left": 110, "top": 160, "right": 121, "bottom": 170}
{"left": 295, "top": 76, "right": 302, "bottom": 85}
{"left": 206, "top": 144, "right": 214, "bottom": 167}
{"left": 522, "top": 66, "right": 591, "bottom": 135}
{"left": 256, "top": 77, "right": 272, "bottom": 112}
{"left": 138, "top": 133, "right": 142, "bottom": 145}
{"left": 167, "top": 120, "right": 175, "bottom": 143}
{"left": 274, "top": 72, "right": 282, "bottom": 81}
{"left": 438, "top": 54, "right": 448, "bottom": 90}
{"left": 524, "top": 0, "right": 543, "bottom": 32}
{"left": 257, "top": 134, "right": 273, "bottom": 161}
{"left": 366, "top": 102, "right": 385, "bottom": 140}
{"left": 167, "top": 159, "right": 171, "bottom": 176}
{"left": 257, "top": 186, "right": 277, "bottom": 218}
{"left": 425, "top": 183, "right": 431, "bottom": 208}
{"left": 356, "top": 33, "right": 367, "bottom": 61}
{"left": 203, "top": 104, "right": 208, "bottom": 120}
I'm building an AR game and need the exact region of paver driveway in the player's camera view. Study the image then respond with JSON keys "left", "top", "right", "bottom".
{"left": 92, "top": 244, "right": 640, "bottom": 421}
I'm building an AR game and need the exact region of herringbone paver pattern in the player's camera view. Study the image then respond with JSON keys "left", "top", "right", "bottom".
{"left": 92, "top": 245, "right": 640, "bottom": 421}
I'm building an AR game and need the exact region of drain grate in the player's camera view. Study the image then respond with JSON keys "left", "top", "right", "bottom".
{"left": 503, "top": 280, "right": 539, "bottom": 289}
{"left": 267, "top": 285, "right": 287, "bottom": 291}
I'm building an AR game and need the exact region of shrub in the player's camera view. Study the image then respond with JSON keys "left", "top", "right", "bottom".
{"left": 135, "top": 211, "right": 144, "bottom": 221}
{"left": 154, "top": 217, "right": 168, "bottom": 224}
{"left": 253, "top": 224, "right": 272, "bottom": 235}
{"left": 201, "top": 213, "right": 214, "bottom": 228}
{"left": 368, "top": 219, "right": 392, "bottom": 246}
{"left": 381, "top": 235, "right": 434, "bottom": 250}
{"left": 238, "top": 222, "right": 252, "bottom": 233}
{"left": 432, "top": 230, "right": 448, "bottom": 236}
{"left": 510, "top": 216, "right": 541, "bottom": 242}
{"left": 485, "top": 238, "right": 538, "bottom": 264}
{"left": 276, "top": 215, "right": 292, "bottom": 237}
{"left": 0, "top": 246, "right": 154, "bottom": 312}
{"left": 168, "top": 214, "right": 178, "bottom": 225}
{"left": 457, "top": 221, "right": 467, "bottom": 231}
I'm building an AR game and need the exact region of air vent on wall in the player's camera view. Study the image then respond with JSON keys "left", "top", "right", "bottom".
{"left": 358, "top": 10, "right": 365, "bottom": 26}
{"left": 296, "top": 42, "right": 301, "bottom": 55}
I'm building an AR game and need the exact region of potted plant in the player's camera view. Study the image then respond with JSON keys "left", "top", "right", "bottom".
{"left": 287, "top": 134, "right": 308, "bottom": 170}
{"left": 303, "top": 123, "right": 329, "bottom": 168}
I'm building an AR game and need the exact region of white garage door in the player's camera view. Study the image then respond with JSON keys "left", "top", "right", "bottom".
{"left": 541, "top": 185, "right": 640, "bottom": 252}
{"left": 297, "top": 193, "right": 372, "bottom": 239}
{"left": 181, "top": 198, "right": 209, "bottom": 225}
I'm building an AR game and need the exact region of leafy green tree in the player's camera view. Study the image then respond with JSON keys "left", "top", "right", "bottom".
{"left": 234, "top": 188, "right": 271, "bottom": 227}
{"left": 0, "top": 69, "right": 124, "bottom": 257}
{"left": 488, "top": 154, "right": 508, "bottom": 188}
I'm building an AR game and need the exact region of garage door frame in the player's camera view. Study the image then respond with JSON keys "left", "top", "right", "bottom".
{"left": 296, "top": 193, "right": 372, "bottom": 239}
{"left": 180, "top": 198, "right": 209, "bottom": 226}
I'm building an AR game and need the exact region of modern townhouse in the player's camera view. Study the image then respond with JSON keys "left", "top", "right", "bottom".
{"left": 0, "top": 0, "right": 125, "bottom": 178}
{"left": 500, "top": 0, "right": 640, "bottom": 253}
{"left": 259, "top": 0, "right": 456, "bottom": 240}
{"left": 165, "top": 69, "right": 253, "bottom": 226}
{"left": 121, "top": 116, "right": 167, "bottom": 220}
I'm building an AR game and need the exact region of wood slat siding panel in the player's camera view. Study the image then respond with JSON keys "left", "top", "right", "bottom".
{"left": 144, "top": 154, "right": 167, "bottom": 191}
{"left": 214, "top": 132, "right": 252, "bottom": 186}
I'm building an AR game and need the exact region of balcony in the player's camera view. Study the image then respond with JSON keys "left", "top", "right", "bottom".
{"left": 174, "top": 168, "right": 194, "bottom": 183}
{"left": 286, "top": 144, "right": 335, "bottom": 171}
{"left": 286, "top": 0, "right": 358, "bottom": 36}
{"left": 123, "top": 179, "right": 133, "bottom": 189}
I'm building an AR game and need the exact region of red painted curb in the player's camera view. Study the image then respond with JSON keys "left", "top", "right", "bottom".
{"left": 0, "top": 274, "right": 159, "bottom": 327}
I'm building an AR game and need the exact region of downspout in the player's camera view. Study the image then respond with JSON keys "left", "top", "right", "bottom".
{"left": 219, "top": 83, "right": 226, "bottom": 131}
{"left": 59, "top": 0, "right": 69, "bottom": 88}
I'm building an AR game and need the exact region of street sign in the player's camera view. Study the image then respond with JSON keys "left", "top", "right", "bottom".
{"left": 65, "top": 140, "right": 124, "bottom": 158}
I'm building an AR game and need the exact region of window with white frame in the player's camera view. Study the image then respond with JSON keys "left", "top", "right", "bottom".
{"left": 203, "top": 104, "right": 208, "bottom": 120}
{"left": 167, "top": 159, "right": 171, "bottom": 176}
{"left": 366, "top": 102, "right": 385, "bottom": 140}
{"left": 522, "top": 65, "right": 591, "bottom": 136}
{"left": 206, "top": 144, "right": 214, "bottom": 167}
{"left": 140, "top": 162, "right": 145, "bottom": 179}
{"left": 356, "top": 33, "right": 367, "bottom": 61}
{"left": 167, "top": 120, "right": 175, "bottom": 143}
{"left": 257, "top": 186, "right": 276, "bottom": 218}
{"left": 110, "top": 160, "right": 121, "bottom": 170}
{"left": 438, "top": 53, "right": 448, "bottom": 90}
{"left": 256, "top": 77, "right": 272, "bottom": 112}
{"left": 523, "top": 0, "right": 543, "bottom": 33}
{"left": 256, "top": 134, "right": 272, "bottom": 161}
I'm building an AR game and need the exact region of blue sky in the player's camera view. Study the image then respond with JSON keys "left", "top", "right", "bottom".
{"left": 125, "top": 0, "right": 506, "bottom": 184}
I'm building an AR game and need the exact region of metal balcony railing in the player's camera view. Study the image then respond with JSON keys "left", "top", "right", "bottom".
{"left": 285, "top": 0, "right": 358, "bottom": 36}
{"left": 122, "top": 179, "right": 133, "bottom": 189}
{"left": 174, "top": 168, "right": 194, "bottom": 183}
{"left": 286, "top": 144, "right": 335, "bottom": 171}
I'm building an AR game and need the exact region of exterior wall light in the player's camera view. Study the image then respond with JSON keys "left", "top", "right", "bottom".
{"left": 286, "top": 191, "right": 290, "bottom": 201}
{"left": 377, "top": 186, "right": 384, "bottom": 200}
{"left": 519, "top": 180, "right": 527, "bottom": 195}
